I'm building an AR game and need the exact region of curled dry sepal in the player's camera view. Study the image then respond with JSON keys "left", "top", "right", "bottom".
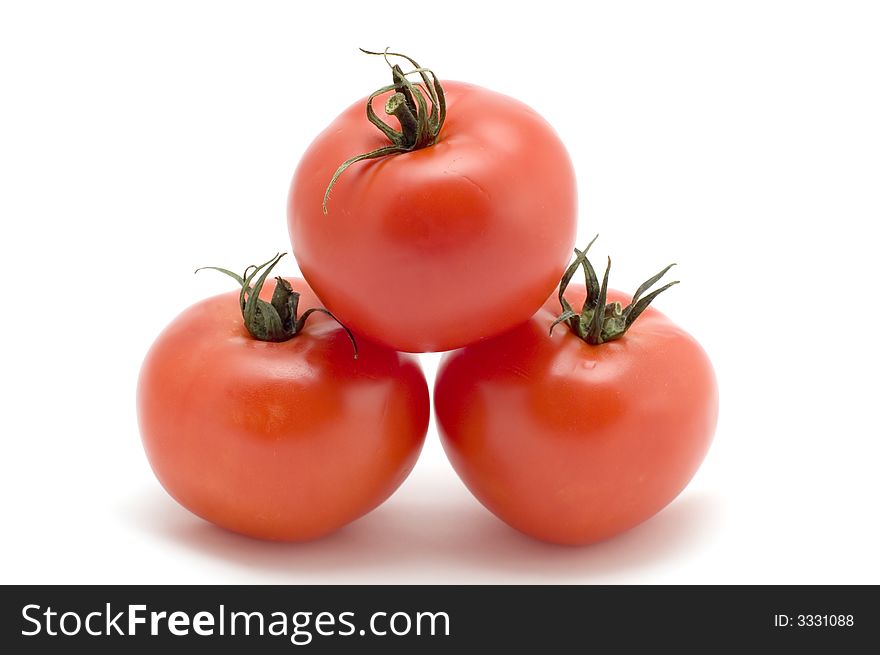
{"left": 323, "top": 48, "right": 447, "bottom": 214}
{"left": 550, "top": 236, "right": 679, "bottom": 345}
{"left": 196, "top": 253, "right": 358, "bottom": 357}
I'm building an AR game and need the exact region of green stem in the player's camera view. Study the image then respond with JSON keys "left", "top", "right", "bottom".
{"left": 322, "top": 48, "right": 446, "bottom": 215}
{"left": 385, "top": 92, "right": 418, "bottom": 146}
{"left": 549, "top": 236, "right": 679, "bottom": 345}
{"left": 196, "top": 253, "right": 358, "bottom": 357}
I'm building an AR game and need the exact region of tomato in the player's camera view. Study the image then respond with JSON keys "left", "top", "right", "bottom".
{"left": 288, "top": 51, "right": 576, "bottom": 352}
{"left": 434, "top": 246, "right": 718, "bottom": 544}
{"left": 137, "top": 256, "right": 429, "bottom": 541}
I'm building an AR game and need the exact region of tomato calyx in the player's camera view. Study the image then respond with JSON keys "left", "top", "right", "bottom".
{"left": 549, "top": 236, "right": 679, "bottom": 345}
{"left": 322, "top": 48, "right": 447, "bottom": 214}
{"left": 196, "top": 253, "right": 358, "bottom": 357}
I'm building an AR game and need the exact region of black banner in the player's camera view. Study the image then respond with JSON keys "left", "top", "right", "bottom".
{"left": 1, "top": 585, "right": 875, "bottom": 652}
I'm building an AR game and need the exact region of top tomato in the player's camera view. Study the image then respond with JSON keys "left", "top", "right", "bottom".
{"left": 288, "top": 52, "right": 577, "bottom": 352}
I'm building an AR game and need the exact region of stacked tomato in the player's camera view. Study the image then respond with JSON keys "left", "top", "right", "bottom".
{"left": 138, "top": 51, "right": 717, "bottom": 545}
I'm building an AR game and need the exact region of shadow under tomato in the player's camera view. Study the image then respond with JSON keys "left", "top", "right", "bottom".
{"left": 121, "top": 471, "right": 722, "bottom": 583}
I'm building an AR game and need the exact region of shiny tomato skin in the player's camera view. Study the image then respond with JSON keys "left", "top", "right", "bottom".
{"left": 137, "top": 278, "right": 429, "bottom": 541}
{"left": 289, "top": 81, "right": 577, "bottom": 353}
{"left": 434, "top": 285, "right": 718, "bottom": 545}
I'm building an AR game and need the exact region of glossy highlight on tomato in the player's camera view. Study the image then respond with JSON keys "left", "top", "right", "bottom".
{"left": 137, "top": 277, "right": 429, "bottom": 541}
{"left": 434, "top": 284, "right": 718, "bottom": 545}
{"left": 289, "top": 73, "right": 577, "bottom": 353}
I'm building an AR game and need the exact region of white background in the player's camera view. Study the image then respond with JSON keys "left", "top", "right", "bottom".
{"left": 2, "top": 0, "right": 878, "bottom": 584}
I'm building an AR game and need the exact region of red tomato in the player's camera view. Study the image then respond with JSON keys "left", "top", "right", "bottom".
{"left": 434, "top": 274, "right": 718, "bottom": 545}
{"left": 288, "top": 55, "right": 576, "bottom": 353}
{"left": 137, "top": 271, "right": 429, "bottom": 541}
